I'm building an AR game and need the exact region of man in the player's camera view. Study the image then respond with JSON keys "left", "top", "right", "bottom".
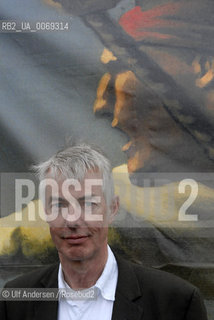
{"left": 0, "top": 143, "right": 208, "bottom": 319}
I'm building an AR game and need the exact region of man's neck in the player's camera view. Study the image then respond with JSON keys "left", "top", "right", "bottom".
{"left": 59, "top": 246, "right": 108, "bottom": 290}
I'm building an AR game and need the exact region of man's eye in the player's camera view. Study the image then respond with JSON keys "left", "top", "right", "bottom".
{"left": 84, "top": 202, "right": 97, "bottom": 207}
{"left": 52, "top": 203, "right": 66, "bottom": 208}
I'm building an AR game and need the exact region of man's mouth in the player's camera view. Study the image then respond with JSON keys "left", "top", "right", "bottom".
{"left": 62, "top": 234, "right": 90, "bottom": 244}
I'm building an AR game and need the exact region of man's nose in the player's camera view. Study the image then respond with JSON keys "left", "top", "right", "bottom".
{"left": 63, "top": 203, "right": 85, "bottom": 228}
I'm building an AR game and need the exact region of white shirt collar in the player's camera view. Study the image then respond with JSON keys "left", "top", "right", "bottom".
{"left": 58, "top": 245, "right": 118, "bottom": 302}
{"left": 94, "top": 245, "right": 118, "bottom": 301}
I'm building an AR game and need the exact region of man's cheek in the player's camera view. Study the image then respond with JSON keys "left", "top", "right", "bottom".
{"left": 50, "top": 228, "right": 60, "bottom": 241}
{"left": 88, "top": 221, "right": 104, "bottom": 230}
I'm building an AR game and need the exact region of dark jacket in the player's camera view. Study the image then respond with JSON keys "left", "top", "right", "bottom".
{"left": 0, "top": 255, "right": 208, "bottom": 320}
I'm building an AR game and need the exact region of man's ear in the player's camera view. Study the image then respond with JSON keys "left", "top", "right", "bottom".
{"left": 109, "top": 196, "right": 119, "bottom": 224}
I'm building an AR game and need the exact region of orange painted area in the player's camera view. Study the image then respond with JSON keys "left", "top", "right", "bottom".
{"left": 206, "top": 90, "right": 214, "bottom": 111}
{"left": 43, "top": 0, "right": 62, "bottom": 9}
{"left": 101, "top": 48, "right": 117, "bottom": 64}
{"left": 119, "top": 4, "right": 182, "bottom": 41}
{"left": 192, "top": 57, "right": 202, "bottom": 74}
{"left": 112, "top": 71, "right": 138, "bottom": 128}
{"left": 93, "top": 73, "right": 112, "bottom": 112}
{"left": 196, "top": 69, "right": 214, "bottom": 88}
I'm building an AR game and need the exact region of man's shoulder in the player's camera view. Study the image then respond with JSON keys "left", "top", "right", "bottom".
{"left": 134, "top": 262, "right": 194, "bottom": 291}
{"left": 114, "top": 255, "right": 207, "bottom": 319}
{"left": 117, "top": 255, "right": 197, "bottom": 295}
{"left": 5, "top": 263, "right": 59, "bottom": 288}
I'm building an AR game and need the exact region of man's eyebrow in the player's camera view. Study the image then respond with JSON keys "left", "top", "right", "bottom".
{"left": 48, "top": 196, "right": 66, "bottom": 205}
{"left": 48, "top": 195, "right": 98, "bottom": 204}
{"left": 77, "top": 195, "right": 98, "bottom": 201}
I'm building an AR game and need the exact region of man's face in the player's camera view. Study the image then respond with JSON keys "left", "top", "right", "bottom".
{"left": 44, "top": 170, "right": 117, "bottom": 262}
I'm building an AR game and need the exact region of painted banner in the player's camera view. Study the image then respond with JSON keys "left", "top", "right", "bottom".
{"left": 0, "top": 0, "right": 214, "bottom": 317}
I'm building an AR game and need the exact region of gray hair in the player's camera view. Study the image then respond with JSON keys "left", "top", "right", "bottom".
{"left": 33, "top": 143, "right": 115, "bottom": 206}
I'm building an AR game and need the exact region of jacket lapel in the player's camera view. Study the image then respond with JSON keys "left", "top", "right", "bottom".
{"left": 112, "top": 255, "right": 144, "bottom": 320}
{"left": 33, "top": 263, "right": 59, "bottom": 320}
{"left": 31, "top": 256, "right": 144, "bottom": 320}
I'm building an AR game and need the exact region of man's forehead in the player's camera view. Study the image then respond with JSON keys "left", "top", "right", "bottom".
{"left": 44, "top": 169, "right": 104, "bottom": 198}
{"left": 45, "top": 167, "right": 103, "bottom": 181}
{"left": 48, "top": 193, "right": 100, "bottom": 205}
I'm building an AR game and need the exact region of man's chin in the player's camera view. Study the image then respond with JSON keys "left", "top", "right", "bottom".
{"left": 60, "top": 247, "right": 91, "bottom": 262}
